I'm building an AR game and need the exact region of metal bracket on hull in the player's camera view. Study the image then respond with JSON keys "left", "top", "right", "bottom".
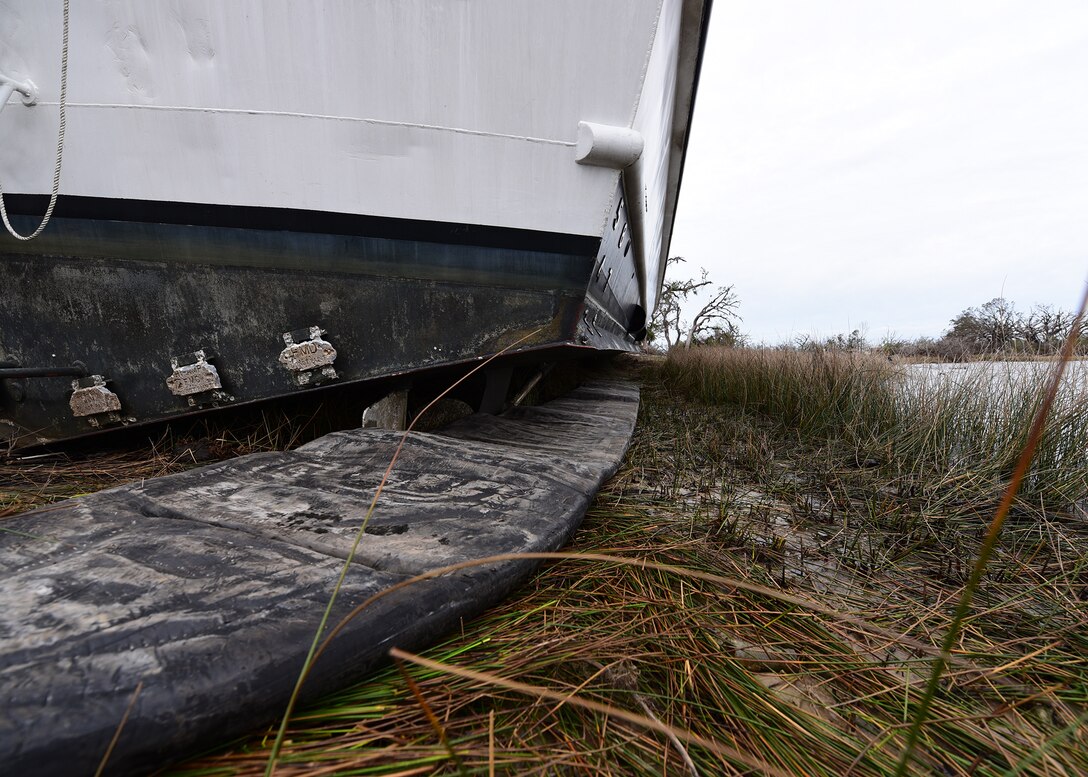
{"left": 279, "top": 326, "right": 338, "bottom": 386}
{"left": 166, "top": 350, "right": 233, "bottom": 407}
{"left": 69, "top": 375, "right": 122, "bottom": 428}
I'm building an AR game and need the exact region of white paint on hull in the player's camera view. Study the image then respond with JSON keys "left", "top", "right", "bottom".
{"left": 1, "top": 0, "right": 708, "bottom": 308}
{"left": 629, "top": 0, "right": 685, "bottom": 313}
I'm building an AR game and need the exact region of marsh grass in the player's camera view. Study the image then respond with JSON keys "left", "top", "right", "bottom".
{"left": 167, "top": 354, "right": 1088, "bottom": 776}
{"left": 661, "top": 348, "right": 1088, "bottom": 511}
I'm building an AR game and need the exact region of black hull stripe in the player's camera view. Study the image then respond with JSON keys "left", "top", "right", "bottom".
{"left": 4, "top": 194, "right": 601, "bottom": 256}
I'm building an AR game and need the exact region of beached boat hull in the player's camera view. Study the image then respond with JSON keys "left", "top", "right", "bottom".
{"left": 0, "top": 0, "right": 710, "bottom": 445}
{"left": 0, "top": 193, "right": 630, "bottom": 444}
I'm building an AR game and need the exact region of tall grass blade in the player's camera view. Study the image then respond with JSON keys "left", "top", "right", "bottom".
{"left": 893, "top": 280, "right": 1088, "bottom": 776}
{"left": 263, "top": 328, "right": 543, "bottom": 776}
{"left": 389, "top": 647, "right": 790, "bottom": 777}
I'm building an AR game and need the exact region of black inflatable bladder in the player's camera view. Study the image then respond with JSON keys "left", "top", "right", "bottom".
{"left": 0, "top": 379, "right": 639, "bottom": 775}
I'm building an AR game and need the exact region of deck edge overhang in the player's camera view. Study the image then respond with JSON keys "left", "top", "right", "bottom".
{"left": 652, "top": 0, "right": 714, "bottom": 312}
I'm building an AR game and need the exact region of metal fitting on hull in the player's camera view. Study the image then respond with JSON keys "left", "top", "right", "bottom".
{"left": 279, "top": 327, "right": 338, "bottom": 386}
{"left": 574, "top": 121, "right": 644, "bottom": 169}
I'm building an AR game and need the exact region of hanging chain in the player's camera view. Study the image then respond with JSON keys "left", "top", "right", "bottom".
{"left": 0, "top": 0, "right": 70, "bottom": 241}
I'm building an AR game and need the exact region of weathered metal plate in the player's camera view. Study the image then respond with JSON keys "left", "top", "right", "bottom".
{"left": 67, "top": 377, "right": 121, "bottom": 418}
{"left": 165, "top": 351, "right": 223, "bottom": 398}
{"left": 0, "top": 213, "right": 610, "bottom": 447}
{"left": 0, "top": 379, "right": 639, "bottom": 776}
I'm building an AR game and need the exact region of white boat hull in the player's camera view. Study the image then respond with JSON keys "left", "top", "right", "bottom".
{"left": 0, "top": 0, "right": 711, "bottom": 445}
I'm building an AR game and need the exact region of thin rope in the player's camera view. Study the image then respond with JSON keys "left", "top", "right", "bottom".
{"left": 0, "top": 0, "right": 69, "bottom": 240}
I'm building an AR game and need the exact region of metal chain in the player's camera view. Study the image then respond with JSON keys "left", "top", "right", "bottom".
{"left": 0, "top": 0, "right": 69, "bottom": 240}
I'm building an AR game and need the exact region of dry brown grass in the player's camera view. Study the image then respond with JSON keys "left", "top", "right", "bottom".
{"left": 168, "top": 356, "right": 1088, "bottom": 776}
{"left": 6, "top": 354, "right": 1086, "bottom": 775}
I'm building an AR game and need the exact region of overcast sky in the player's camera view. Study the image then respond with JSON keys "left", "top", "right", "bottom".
{"left": 669, "top": 0, "right": 1088, "bottom": 345}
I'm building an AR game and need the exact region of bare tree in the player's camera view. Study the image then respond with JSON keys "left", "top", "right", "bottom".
{"left": 1023, "top": 304, "right": 1076, "bottom": 353}
{"left": 684, "top": 283, "right": 741, "bottom": 348}
{"left": 649, "top": 257, "right": 741, "bottom": 348}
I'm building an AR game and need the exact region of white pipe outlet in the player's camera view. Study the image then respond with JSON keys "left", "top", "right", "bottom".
{"left": 0, "top": 72, "right": 37, "bottom": 116}
{"left": 574, "top": 121, "right": 644, "bottom": 169}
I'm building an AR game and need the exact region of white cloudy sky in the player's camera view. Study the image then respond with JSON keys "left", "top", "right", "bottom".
{"left": 669, "top": 0, "right": 1088, "bottom": 345}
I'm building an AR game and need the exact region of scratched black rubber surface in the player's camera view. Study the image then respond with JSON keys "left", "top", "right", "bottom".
{"left": 0, "top": 379, "right": 639, "bottom": 776}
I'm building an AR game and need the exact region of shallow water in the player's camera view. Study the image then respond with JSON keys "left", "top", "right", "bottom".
{"left": 903, "top": 359, "right": 1088, "bottom": 393}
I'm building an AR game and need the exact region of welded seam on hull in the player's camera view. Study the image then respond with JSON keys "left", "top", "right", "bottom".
{"left": 626, "top": 0, "right": 667, "bottom": 126}
{"left": 31, "top": 102, "right": 576, "bottom": 147}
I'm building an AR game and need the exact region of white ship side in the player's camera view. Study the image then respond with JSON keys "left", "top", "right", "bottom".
{"left": 0, "top": 0, "right": 711, "bottom": 445}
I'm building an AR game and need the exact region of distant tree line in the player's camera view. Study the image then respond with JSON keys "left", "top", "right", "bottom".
{"left": 650, "top": 257, "right": 1082, "bottom": 359}
{"left": 794, "top": 329, "right": 869, "bottom": 353}
{"left": 881, "top": 298, "right": 1085, "bottom": 359}
{"left": 793, "top": 298, "right": 1084, "bottom": 359}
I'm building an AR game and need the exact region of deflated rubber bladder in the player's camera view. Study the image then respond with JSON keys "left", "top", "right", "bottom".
{"left": 0, "top": 379, "right": 639, "bottom": 776}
